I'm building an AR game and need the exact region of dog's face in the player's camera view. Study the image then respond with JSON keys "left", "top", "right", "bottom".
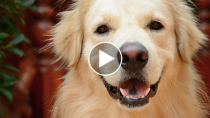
{"left": 52, "top": 0, "right": 205, "bottom": 110}
{"left": 82, "top": 0, "right": 175, "bottom": 108}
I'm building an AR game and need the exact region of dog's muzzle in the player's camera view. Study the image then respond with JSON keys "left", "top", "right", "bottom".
{"left": 102, "top": 76, "right": 160, "bottom": 108}
{"left": 102, "top": 42, "right": 161, "bottom": 108}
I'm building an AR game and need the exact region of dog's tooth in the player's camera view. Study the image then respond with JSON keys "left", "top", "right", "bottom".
{"left": 141, "top": 95, "right": 145, "bottom": 98}
{"left": 126, "top": 104, "right": 129, "bottom": 107}
{"left": 126, "top": 96, "right": 130, "bottom": 99}
{"left": 120, "top": 88, "right": 126, "bottom": 97}
{"left": 130, "top": 96, "right": 134, "bottom": 99}
{"left": 138, "top": 95, "right": 141, "bottom": 98}
{"left": 133, "top": 97, "right": 138, "bottom": 100}
{"left": 145, "top": 88, "right": 150, "bottom": 96}
{"left": 135, "top": 96, "right": 139, "bottom": 99}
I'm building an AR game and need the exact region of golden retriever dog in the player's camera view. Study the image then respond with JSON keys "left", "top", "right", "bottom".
{"left": 49, "top": 0, "right": 209, "bottom": 117}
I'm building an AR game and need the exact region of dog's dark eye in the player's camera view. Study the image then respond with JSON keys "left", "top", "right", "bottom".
{"left": 150, "top": 22, "right": 163, "bottom": 30}
{"left": 96, "top": 25, "right": 109, "bottom": 34}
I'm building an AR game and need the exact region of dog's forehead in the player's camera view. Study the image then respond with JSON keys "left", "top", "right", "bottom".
{"left": 83, "top": 0, "right": 174, "bottom": 37}
{"left": 88, "top": 0, "right": 164, "bottom": 16}
{"left": 85, "top": 0, "right": 173, "bottom": 29}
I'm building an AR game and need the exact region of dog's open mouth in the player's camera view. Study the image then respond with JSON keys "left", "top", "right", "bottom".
{"left": 102, "top": 76, "right": 160, "bottom": 108}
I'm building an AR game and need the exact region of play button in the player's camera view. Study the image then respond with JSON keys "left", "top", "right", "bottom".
{"left": 88, "top": 42, "right": 122, "bottom": 76}
{"left": 99, "top": 50, "right": 115, "bottom": 67}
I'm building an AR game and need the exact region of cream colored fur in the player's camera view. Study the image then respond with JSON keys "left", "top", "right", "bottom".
{"left": 49, "top": 0, "right": 209, "bottom": 117}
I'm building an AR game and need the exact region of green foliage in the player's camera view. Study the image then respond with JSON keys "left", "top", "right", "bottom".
{"left": 185, "top": 0, "right": 197, "bottom": 15}
{"left": 0, "top": 0, "right": 38, "bottom": 114}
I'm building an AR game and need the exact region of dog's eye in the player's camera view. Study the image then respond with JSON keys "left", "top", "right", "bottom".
{"left": 96, "top": 25, "right": 109, "bottom": 34}
{"left": 149, "top": 22, "right": 163, "bottom": 30}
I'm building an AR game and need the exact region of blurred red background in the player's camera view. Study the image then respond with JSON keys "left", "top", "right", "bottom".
{"left": 0, "top": 0, "right": 210, "bottom": 118}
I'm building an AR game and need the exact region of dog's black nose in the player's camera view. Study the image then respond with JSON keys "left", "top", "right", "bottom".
{"left": 118, "top": 43, "right": 148, "bottom": 71}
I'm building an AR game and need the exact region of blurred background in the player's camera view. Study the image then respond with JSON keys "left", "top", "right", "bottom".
{"left": 0, "top": 0, "right": 209, "bottom": 118}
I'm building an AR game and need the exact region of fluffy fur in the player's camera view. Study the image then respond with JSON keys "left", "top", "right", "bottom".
{"left": 48, "top": 0, "right": 209, "bottom": 117}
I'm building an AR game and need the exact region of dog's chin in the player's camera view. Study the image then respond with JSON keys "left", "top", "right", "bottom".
{"left": 102, "top": 76, "right": 160, "bottom": 108}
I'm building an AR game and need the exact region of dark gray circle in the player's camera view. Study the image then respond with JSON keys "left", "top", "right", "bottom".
{"left": 88, "top": 42, "right": 122, "bottom": 76}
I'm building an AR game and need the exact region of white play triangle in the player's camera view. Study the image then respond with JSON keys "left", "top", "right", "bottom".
{"left": 99, "top": 50, "right": 115, "bottom": 67}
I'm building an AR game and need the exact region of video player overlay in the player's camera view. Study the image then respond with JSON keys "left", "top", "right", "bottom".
{"left": 88, "top": 42, "right": 122, "bottom": 76}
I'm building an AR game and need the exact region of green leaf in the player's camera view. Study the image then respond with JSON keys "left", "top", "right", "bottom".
{"left": 7, "top": 47, "right": 24, "bottom": 57}
{"left": 5, "top": 2, "right": 15, "bottom": 12}
{"left": 0, "top": 110, "right": 5, "bottom": 115}
{"left": 26, "top": 5, "right": 40, "bottom": 13}
{"left": 0, "top": 52, "right": 5, "bottom": 58}
{"left": 0, "top": 16, "right": 14, "bottom": 27}
{"left": 13, "top": 11, "right": 22, "bottom": 15}
{"left": 0, "top": 72, "right": 12, "bottom": 80}
{"left": 0, "top": 41, "right": 4, "bottom": 45}
{"left": 0, "top": 79, "right": 15, "bottom": 87}
{"left": 7, "top": 27, "right": 20, "bottom": 34}
{"left": 0, "top": 33, "right": 9, "bottom": 39}
{"left": 10, "top": 33, "right": 30, "bottom": 44}
{"left": 10, "top": 34, "right": 24, "bottom": 45}
{"left": 0, "top": 4, "right": 10, "bottom": 13}
{"left": 0, "top": 88, "right": 13, "bottom": 102}
{"left": 0, "top": 72, "right": 19, "bottom": 81}
{"left": 20, "top": 17, "right": 25, "bottom": 25}
{"left": 2, "top": 64, "right": 19, "bottom": 72}
{"left": 0, "top": 52, "right": 5, "bottom": 61}
{"left": 15, "top": 0, "right": 19, "bottom": 3}
{"left": 20, "top": 0, "right": 35, "bottom": 6}
{"left": 24, "top": 37, "right": 30, "bottom": 43}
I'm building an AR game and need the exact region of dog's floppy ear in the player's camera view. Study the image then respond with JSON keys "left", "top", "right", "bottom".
{"left": 175, "top": 0, "right": 207, "bottom": 63}
{"left": 50, "top": 4, "right": 84, "bottom": 67}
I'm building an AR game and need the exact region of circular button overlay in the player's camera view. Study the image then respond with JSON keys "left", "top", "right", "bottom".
{"left": 88, "top": 42, "right": 122, "bottom": 76}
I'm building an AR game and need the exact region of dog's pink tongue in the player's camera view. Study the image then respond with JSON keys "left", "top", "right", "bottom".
{"left": 118, "top": 79, "right": 150, "bottom": 96}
